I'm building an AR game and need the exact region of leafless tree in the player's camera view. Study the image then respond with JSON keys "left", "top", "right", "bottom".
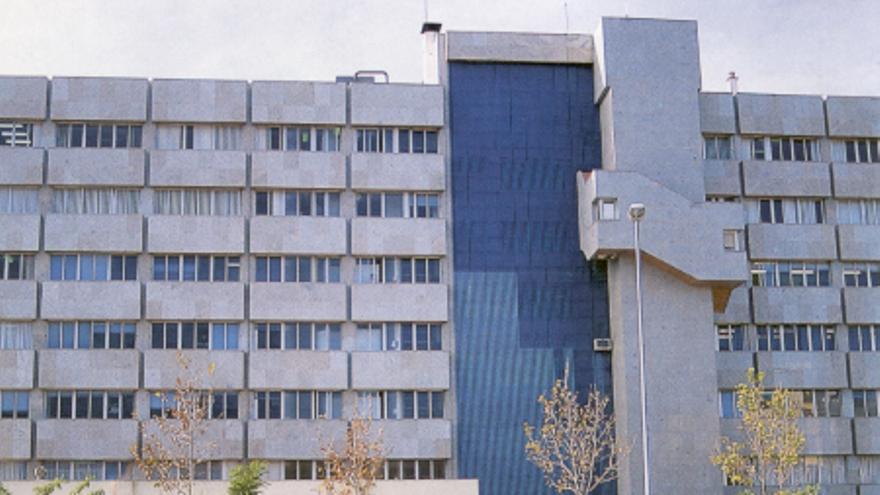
{"left": 320, "top": 405, "right": 387, "bottom": 495}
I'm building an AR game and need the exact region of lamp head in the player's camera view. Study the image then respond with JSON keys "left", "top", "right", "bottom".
{"left": 628, "top": 203, "right": 646, "bottom": 220}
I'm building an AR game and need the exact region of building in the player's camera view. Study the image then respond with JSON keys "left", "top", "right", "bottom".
{"left": 1, "top": 15, "right": 879, "bottom": 495}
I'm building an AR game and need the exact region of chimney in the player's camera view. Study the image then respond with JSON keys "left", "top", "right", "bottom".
{"left": 727, "top": 71, "right": 739, "bottom": 95}
{"left": 422, "top": 22, "right": 442, "bottom": 85}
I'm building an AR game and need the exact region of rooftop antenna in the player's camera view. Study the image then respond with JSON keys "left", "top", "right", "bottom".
{"left": 564, "top": 1, "right": 570, "bottom": 33}
{"left": 727, "top": 71, "right": 739, "bottom": 95}
{"left": 424, "top": 0, "right": 428, "bottom": 23}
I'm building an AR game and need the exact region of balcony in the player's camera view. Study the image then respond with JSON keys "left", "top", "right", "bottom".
{"left": 143, "top": 420, "right": 244, "bottom": 459}
{"left": 849, "top": 353, "right": 880, "bottom": 389}
{"left": 0, "top": 214, "right": 40, "bottom": 251}
{"left": 844, "top": 288, "right": 880, "bottom": 323}
{"left": 351, "top": 218, "right": 446, "bottom": 256}
{"left": 41, "top": 282, "right": 140, "bottom": 320}
{"left": 248, "top": 420, "right": 346, "bottom": 459}
{"left": 249, "top": 351, "right": 347, "bottom": 389}
{"left": 36, "top": 420, "right": 138, "bottom": 459}
{"left": 832, "top": 162, "right": 880, "bottom": 198}
{"left": 0, "top": 420, "right": 31, "bottom": 459}
{"left": 144, "top": 350, "right": 245, "bottom": 389}
{"left": 0, "top": 350, "right": 34, "bottom": 388}
{"left": 350, "top": 83, "right": 443, "bottom": 127}
{"left": 145, "top": 282, "right": 244, "bottom": 320}
{"left": 351, "top": 153, "right": 445, "bottom": 191}
{"left": 251, "top": 151, "right": 346, "bottom": 189}
{"left": 149, "top": 150, "right": 246, "bottom": 187}
{"left": 756, "top": 352, "right": 847, "bottom": 389}
{"left": 50, "top": 77, "right": 147, "bottom": 121}
{"left": 351, "top": 352, "right": 450, "bottom": 390}
{"left": 0, "top": 281, "right": 37, "bottom": 319}
{"left": 151, "top": 79, "right": 247, "bottom": 123}
{"left": 854, "top": 418, "right": 880, "bottom": 454}
{"left": 702, "top": 159, "right": 740, "bottom": 197}
{"left": 38, "top": 350, "right": 139, "bottom": 389}
{"left": 751, "top": 287, "right": 842, "bottom": 324}
{"left": 251, "top": 80, "right": 346, "bottom": 125}
{"left": 380, "top": 419, "right": 452, "bottom": 458}
{"left": 746, "top": 224, "right": 836, "bottom": 260}
{"left": 741, "top": 160, "right": 831, "bottom": 197}
{"left": 0, "top": 147, "right": 42, "bottom": 185}
{"left": 250, "top": 217, "right": 346, "bottom": 255}
{"left": 838, "top": 224, "right": 880, "bottom": 261}
{"left": 147, "top": 216, "right": 245, "bottom": 253}
{"left": 44, "top": 214, "right": 142, "bottom": 252}
{"left": 249, "top": 283, "right": 346, "bottom": 321}
{"left": 351, "top": 285, "right": 448, "bottom": 322}
{"left": 47, "top": 148, "right": 145, "bottom": 186}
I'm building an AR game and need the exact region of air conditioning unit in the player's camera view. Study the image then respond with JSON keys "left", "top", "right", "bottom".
{"left": 593, "top": 338, "right": 613, "bottom": 352}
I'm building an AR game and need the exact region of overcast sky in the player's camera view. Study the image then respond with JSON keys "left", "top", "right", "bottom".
{"left": 0, "top": 0, "right": 877, "bottom": 96}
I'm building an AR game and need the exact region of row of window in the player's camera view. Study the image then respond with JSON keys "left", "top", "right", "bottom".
{"left": 750, "top": 261, "right": 831, "bottom": 287}
{"left": 717, "top": 325, "right": 880, "bottom": 352}
{"left": 354, "top": 257, "right": 441, "bottom": 284}
{"left": 45, "top": 391, "right": 135, "bottom": 420}
{"left": 0, "top": 254, "right": 33, "bottom": 280}
{"left": 356, "top": 192, "right": 440, "bottom": 218}
{"left": 355, "top": 323, "right": 442, "bottom": 351}
{"left": 253, "top": 391, "right": 342, "bottom": 419}
{"left": 254, "top": 322, "right": 342, "bottom": 350}
{"left": 284, "top": 459, "right": 446, "bottom": 481}
{"left": 703, "top": 136, "right": 880, "bottom": 164}
{"left": 356, "top": 128, "right": 439, "bottom": 154}
{"left": 48, "top": 321, "right": 136, "bottom": 349}
{"left": 720, "top": 389, "right": 843, "bottom": 418}
{"left": 56, "top": 123, "right": 143, "bottom": 149}
{"left": 149, "top": 391, "right": 239, "bottom": 419}
{"left": 151, "top": 322, "right": 240, "bottom": 350}
{"left": 49, "top": 254, "right": 137, "bottom": 281}
{"left": 254, "top": 256, "right": 341, "bottom": 283}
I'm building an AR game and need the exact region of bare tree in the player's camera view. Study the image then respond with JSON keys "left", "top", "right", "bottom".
{"left": 523, "top": 372, "right": 626, "bottom": 495}
{"left": 320, "top": 405, "right": 387, "bottom": 495}
{"left": 131, "top": 352, "right": 217, "bottom": 495}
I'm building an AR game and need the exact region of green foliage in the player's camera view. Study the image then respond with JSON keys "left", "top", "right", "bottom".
{"left": 228, "top": 460, "right": 269, "bottom": 495}
{"left": 33, "top": 479, "right": 62, "bottom": 495}
{"left": 0, "top": 481, "right": 11, "bottom": 495}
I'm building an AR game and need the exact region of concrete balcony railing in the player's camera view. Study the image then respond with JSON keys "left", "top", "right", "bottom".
{"left": 751, "top": 287, "right": 842, "bottom": 324}
{"left": 715, "top": 352, "right": 752, "bottom": 389}
{"left": 143, "top": 420, "right": 244, "bottom": 459}
{"left": 0, "top": 214, "right": 40, "bottom": 251}
{"left": 844, "top": 288, "right": 880, "bottom": 324}
{"left": 799, "top": 418, "right": 852, "bottom": 455}
{"left": 249, "top": 351, "right": 348, "bottom": 389}
{"left": 249, "top": 283, "right": 346, "bottom": 321}
{"left": 379, "top": 419, "right": 452, "bottom": 458}
{"left": 0, "top": 419, "right": 32, "bottom": 459}
{"left": 832, "top": 161, "right": 880, "bottom": 198}
{"left": 854, "top": 418, "right": 880, "bottom": 454}
{"left": 248, "top": 420, "right": 346, "bottom": 459}
{"left": 756, "top": 352, "right": 848, "bottom": 389}
{"left": 147, "top": 216, "right": 245, "bottom": 253}
{"left": 1, "top": 481, "right": 479, "bottom": 495}
{"left": 0, "top": 350, "right": 34, "bottom": 389}
{"left": 0, "top": 281, "right": 37, "bottom": 319}
{"left": 351, "top": 153, "right": 445, "bottom": 191}
{"left": 149, "top": 150, "right": 246, "bottom": 187}
{"left": 251, "top": 151, "right": 346, "bottom": 189}
{"left": 151, "top": 79, "right": 247, "bottom": 123}
{"left": 701, "top": 159, "right": 740, "bottom": 197}
{"left": 0, "top": 76, "right": 47, "bottom": 120}
{"left": 41, "top": 281, "right": 140, "bottom": 320}
{"left": 838, "top": 224, "right": 880, "bottom": 261}
{"left": 350, "top": 83, "right": 444, "bottom": 127}
{"left": 849, "top": 353, "right": 880, "bottom": 389}
{"left": 250, "top": 216, "right": 346, "bottom": 255}
{"left": 144, "top": 350, "right": 245, "bottom": 389}
{"left": 351, "top": 284, "right": 448, "bottom": 322}
{"left": 746, "top": 223, "right": 837, "bottom": 260}
{"left": 50, "top": 77, "right": 148, "bottom": 121}
{"left": 351, "top": 218, "right": 446, "bottom": 256}
{"left": 47, "top": 148, "right": 145, "bottom": 186}
{"left": 39, "top": 350, "right": 139, "bottom": 389}
{"left": 351, "top": 352, "right": 450, "bottom": 390}
{"left": 44, "top": 214, "right": 143, "bottom": 252}
{"left": 251, "top": 81, "right": 346, "bottom": 125}
{"left": 145, "top": 282, "right": 244, "bottom": 320}
{"left": 741, "top": 160, "right": 831, "bottom": 197}
{"left": 0, "top": 147, "right": 43, "bottom": 185}
{"left": 36, "top": 419, "right": 139, "bottom": 459}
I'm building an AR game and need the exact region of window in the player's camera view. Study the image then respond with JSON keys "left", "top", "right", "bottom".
{"left": 704, "top": 135, "right": 732, "bottom": 160}
{"left": 750, "top": 261, "right": 831, "bottom": 287}
{"left": 383, "top": 460, "right": 446, "bottom": 480}
{"left": 262, "top": 126, "right": 341, "bottom": 152}
{"left": 56, "top": 123, "right": 141, "bottom": 149}
{"left": 716, "top": 325, "right": 745, "bottom": 351}
{"left": 152, "top": 255, "right": 240, "bottom": 282}
{"left": 150, "top": 322, "right": 239, "bottom": 350}
{"left": 354, "top": 257, "right": 441, "bottom": 284}
{"left": 355, "top": 323, "right": 442, "bottom": 351}
{"left": 284, "top": 460, "right": 328, "bottom": 480}
{"left": 0, "top": 254, "right": 34, "bottom": 280}
{"left": 356, "top": 128, "right": 394, "bottom": 152}
{"left": 48, "top": 322, "right": 136, "bottom": 349}
{"left": 843, "top": 263, "right": 880, "bottom": 288}
{"left": 356, "top": 391, "right": 444, "bottom": 419}
{"left": 0, "top": 187, "right": 39, "bottom": 214}
{"left": 749, "top": 136, "right": 818, "bottom": 161}
{"left": 150, "top": 391, "right": 239, "bottom": 420}
{"left": 0, "top": 461, "right": 28, "bottom": 481}
{"left": 49, "top": 254, "right": 137, "bottom": 281}
{"left": 355, "top": 192, "right": 440, "bottom": 218}
{"left": 706, "top": 196, "right": 740, "bottom": 203}
{"left": 594, "top": 198, "right": 617, "bottom": 221}
{"left": 193, "top": 461, "right": 225, "bottom": 481}
{"left": 254, "top": 322, "right": 342, "bottom": 350}
{"left": 154, "top": 124, "right": 241, "bottom": 150}
{"left": 833, "top": 138, "right": 880, "bottom": 163}
{"left": 722, "top": 230, "right": 744, "bottom": 252}
{"left": 854, "top": 390, "right": 879, "bottom": 417}
{"left": 747, "top": 198, "right": 825, "bottom": 225}
{"left": 253, "top": 190, "right": 341, "bottom": 217}
{"left": 40, "top": 461, "right": 129, "bottom": 481}
{"left": 848, "top": 325, "right": 880, "bottom": 351}
{"left": 1, "top": 391, "right": 28, "bottom": 419}
{"left": 757, "top": 325, "right": 835, "bottom": 352}
{"left": 254, "top": 391, "right": 342, "bottom": 419}
{"left": 796, "top": 390, "right": 842, "bottom": 417}
{"left": 0, "top": 122, "right": 34, "bottom": 147}
{"left": 153, "top": 189, "right": 241, "bottom": 216}
{"left": 50, "top": 188, "right": 139, "bottom": 215}
{"left": 397, "top": 129, "right": 440, "bottom": 154}
{"left": 254, "top": 256, "right": 341, "bottom": 283}
{"left": 45, "top": 391, "right": 134, "bottom": 419}
{"left": 0, "top": 322, "right": 32, "bottom": 350}
{"left": 837, "top": 199, "right": 880, "bottom": 225}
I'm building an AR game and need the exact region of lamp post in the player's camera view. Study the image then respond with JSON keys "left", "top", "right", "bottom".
{"left": 628, "top": 202, "right": 650, "bottom": 495}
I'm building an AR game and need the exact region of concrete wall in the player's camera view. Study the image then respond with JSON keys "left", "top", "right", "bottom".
{"left": 699, "top": 93, "right": 737, "bottom": 134}
{"left": 150, "top": 150, "right": 246, "bottom": 187}
{"left": 251, "top": 152, "right": 346, "bottom": 189}
{"left": 714, "top": 286, "right": 751, "bottom": 324}
{"left": 736, "top": 93, "right": 825, "bottom": 136}
{"left": 799, "top": 418, "right": 852, "bottom": 455}
{"left": 0, "top": 281, "right": 37, "bottom": 319}
{"left": 251, "top": 81, "right": 346, "bottom": 124}
{"left": 41, "top": 282, "right": 140, "bottom": 320}
{"left": 742, "top": 161, "right": 831, "bottom": 197}
{"left": 249, "top": 351, "right": 348, "bottom": 389}
{"left": 143, "top": 350, "right": 245, "bottom": 389}
{"left": 143, "top": 420, "right": 245, "bottom": 459}
{"left": 833, "top": 162, "right": 880, "bottom": 198}
{"left": 380, "top": 419, "right": 452, "bottom": 458}
{"left": 36, "top": 420, "right": 139, "bottom": 459}
{"left": 47, "top": 149, "right": 145, "bottom": 186}
{"left": 50, "top": 77, "right": 147, "bottom": 121}
{"left": 0, "top": 350, "right": 35, "bottom": 388}
{"left": 247, "top": 420, "right": 346, "bottom": 459}
{"left": 0, "top": 148, "right": 44, "bottom": 185}
{"left": 838, "top": 225, "right": 880, "bottom": 260}
{"left": 147, "top": 217, "right": 245, "bottom": 253}
{"left": 145, "top": 282, "right": 244, "bottom": 320}
{"left": 44, "top": 215, "right": 143, "bottom": 252}
{"left": 38, "top": 350, "right": 139, "bottom": 389}
{"left": 351, "top": 285, "right": 448, "bottom": 322}
{"left": 0, "top": 215, "right": 41, "bottom": 251}
{"left": 249, "top": 217, "right": 346, "bottom": 255}
{"left": 849, "top": 353, "right": 880, "bottom": 388}
{"left": 0, "top": 76, "right": 47, "bottom": 119}
{"left": 249, "top": 284, "right": 346, "bottom": 321}
{"left": 0, "top": 419, "right": 32, "bottom": 459}
{"left": 757, "top": 352, "right": 848, "bottom": 389}
{"left": 854, "top": 419, "right": 880, "bottom": 454}
{"left": 746, "top": 224, "right": 837, "bottom": 260}
{"left": 843, "top": 288, "right": 880, "bottom": 323}
{"left": 446, "top": 31, "right": 592, "bottom": 64}
{"left": 351, "top": 352, "right": 450, "bottom": 390}
{"left": 350, "top": 153, "right": 446, "bottom": 191}
{"left": 351, "top": 219, "right": 446, "bottom": 256}
{"left": 151, "top": 79, "right": 247, "bottom": 123}
{"left": 825, "top": 96, "right": 880, "bottom": 137}
{"left": 715, "top": 352, "right": 752, "bottom": 389}
{"left": 751, "top": 287, "right": 842, "bottom": 323}
{"left": 703, "top": 160, "right": 741, "bottom": 197}
{"left": 350, "top": 84, "right": 443, "bottom": 127}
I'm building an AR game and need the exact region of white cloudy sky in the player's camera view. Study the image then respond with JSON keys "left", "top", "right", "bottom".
{"left": 0, "top": 0, "right": 877, "bottom": 96}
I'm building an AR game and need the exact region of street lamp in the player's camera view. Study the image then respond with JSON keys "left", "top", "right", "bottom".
{"left": 628, "top": 202, "right": 650, "bottom": 495}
